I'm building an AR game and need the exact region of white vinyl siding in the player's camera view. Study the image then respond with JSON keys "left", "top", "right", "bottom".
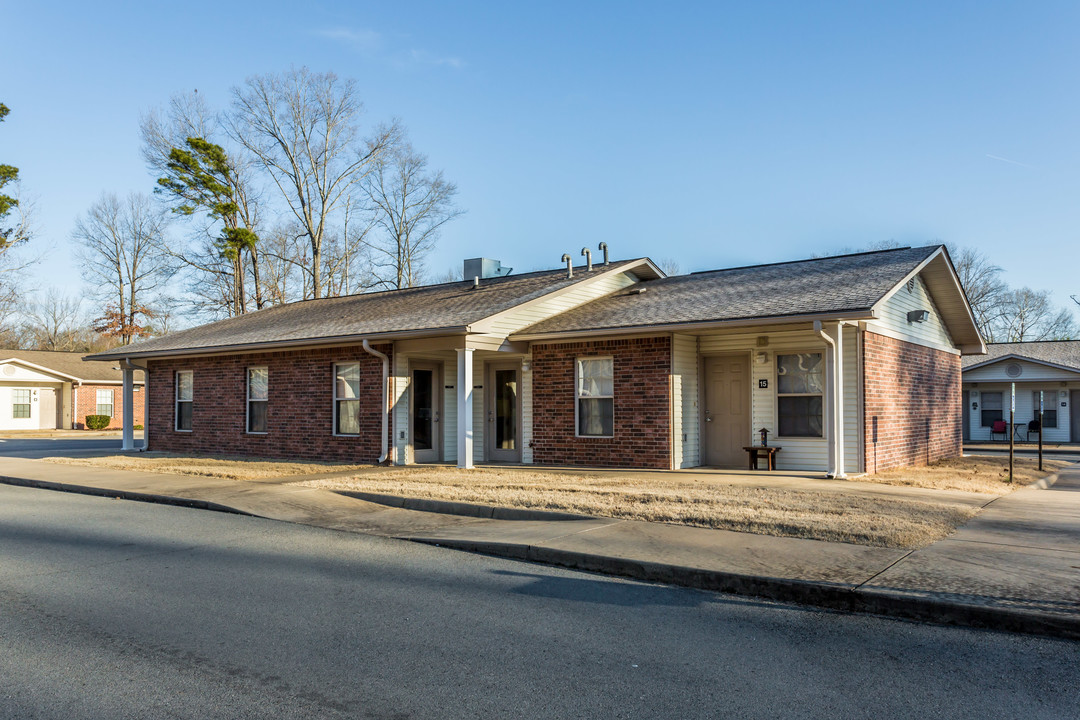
{"left": 481, "top": 272, "right": 638, "bottom": 336}
{"left": 671, "top": 334, "right": 699, "bottom": 468}
{"left": 964, "top": 359, "right": 1080, "bottom": 383}
{"left": 870, "top": 274, "right": 956, "bottom": 354}
{"left": 963, "top": 382, "right": 1078, "bottom": 443}
{"left": 699, "top": 327, "right": 860, "bottom": 473}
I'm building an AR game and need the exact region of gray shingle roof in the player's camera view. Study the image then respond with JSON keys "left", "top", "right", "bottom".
{"left": 0, "top": 349, "right": 143, "bottom": 382}
{"left": 517, "top": 246, "right": 942, "bottom": 336}
{"left": 961, "top": 341, "right": 1080, "bottom": 371}
{"left": 87, "top": 260, "right": 643, "bottom": 360}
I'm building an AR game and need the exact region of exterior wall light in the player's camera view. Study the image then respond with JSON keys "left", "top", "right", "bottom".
{"left": 907, "top": 309, "right": 930, "bottom": 323}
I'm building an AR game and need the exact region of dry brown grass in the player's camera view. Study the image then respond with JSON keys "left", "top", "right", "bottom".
{"left": 867, "top": 456, "right": 1070, "bottom": 494}
{"left": 298, "top": 466, "right": 986, "bottom": 549}
{"left": 42, "top": 452, "right": 372, "bottom": 481}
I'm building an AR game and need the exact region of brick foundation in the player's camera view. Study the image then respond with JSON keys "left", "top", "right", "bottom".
{"left": 147, "top": 345, "right": 392, "bottom": 462}
{"left": 75, "top": 383, "right": 144, "bottom": 430}
{"left": 862, "top": 332, "right": 961, "bottom": 473}
{"left": 530, "top": 336, "right": 671, "bottom": 469}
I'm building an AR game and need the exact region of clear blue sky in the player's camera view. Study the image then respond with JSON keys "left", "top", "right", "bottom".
{"left": 5, "top": 1, "right": 1079, "bottom": 315}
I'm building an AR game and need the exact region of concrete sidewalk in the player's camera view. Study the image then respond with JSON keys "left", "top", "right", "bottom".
{"left": 1, "top": 456, "right": 1077, "bottom": 640}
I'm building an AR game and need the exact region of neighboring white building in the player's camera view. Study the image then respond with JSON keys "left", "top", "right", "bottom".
{"left": 961, "top": 341, "right": 1080, "bottom": 444}
{"left": 0, "top": 350, "right": 144, "bottom": 431}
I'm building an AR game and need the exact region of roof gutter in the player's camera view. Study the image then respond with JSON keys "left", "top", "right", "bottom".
{"left": 362, "top": 340, "right": 390, "bottom": 464}
{"left": 84, "top": 327, "right": 469, "bottom": 363}
{"left": 511, "top": 309, "right": 876, "bottom": 342}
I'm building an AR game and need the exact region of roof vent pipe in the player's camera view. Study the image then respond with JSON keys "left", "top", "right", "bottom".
{"left": 581, "top": 247, "right": 593, "bottom": 272}
{"left": 561, "top": 253, "right": 573, "bottom": 278}
{"left": 598, "top": 242, "right": 609, "bottom": 266}
{"left": 473, "top": 276, "right": 480, "bottom": 289}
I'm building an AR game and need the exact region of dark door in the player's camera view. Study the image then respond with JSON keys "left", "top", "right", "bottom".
{"left": 703, "top": 355, "right": 750, "bottom": 466}
{"left": 962, "top": 390, "right": 970, "bottom": 442}
{"left": 1071, "top": 390, "right": 1079, "bottom": 443}
{"left": 488, "top": 363, "right": 521, "bottom": 462}
{"left": 411, "top": 363, "right": 440, "bottom": 463}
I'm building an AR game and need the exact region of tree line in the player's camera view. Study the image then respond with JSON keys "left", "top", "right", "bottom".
{"left": 2, "top": 68, "right": 464, "bottom": 349}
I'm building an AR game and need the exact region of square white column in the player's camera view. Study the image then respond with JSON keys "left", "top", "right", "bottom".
{"left": 833, "top": 322, "right": 846, "bottom": 478}
{"left": 122, "top": 367, "right": 135, "bottom": 451}
{"left": 456, "top": 348, "right": 474, "bottom": 469}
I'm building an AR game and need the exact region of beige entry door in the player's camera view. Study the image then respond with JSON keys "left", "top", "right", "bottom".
{"left": 487, "top": 363, "right": 521, "bottom": 462}
{"left": 703, "top": 355, "right": 750, "bottom": 466}
{"left": 38, "top": 388, "right": 57, "bottom": 430}
{"left": 410, "top": 363, "right": 441, "bottom": 463}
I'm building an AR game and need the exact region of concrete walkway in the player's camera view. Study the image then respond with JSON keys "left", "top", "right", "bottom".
{"left": 1, "top": 456, "right": 1077, "bottom": 640}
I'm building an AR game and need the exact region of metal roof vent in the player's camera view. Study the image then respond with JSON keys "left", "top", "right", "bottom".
{"left": 463, "top": 258, "right": 512, "bottom": 280}
{"left": 1006, "top": 363, "right": 1023, "bottom": 378}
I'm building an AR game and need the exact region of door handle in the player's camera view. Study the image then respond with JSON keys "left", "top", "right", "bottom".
{"left": 488, "top": 410, "right": 494, "bottom": 422}
{"left": 705, "top": 410, "right": 712, "bottom": 422}
{"left": 434, "top": 411, "right": 439, "bottom": 423}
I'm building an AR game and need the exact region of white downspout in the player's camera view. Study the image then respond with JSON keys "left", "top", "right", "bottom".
{"left": 362, "top": 339, "right": 390, "bottom": 464}
{"left": 813, "top": 321, "right": 846, "bottom": 478}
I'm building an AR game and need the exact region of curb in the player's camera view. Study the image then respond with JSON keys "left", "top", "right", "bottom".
{"left": 0, "top": 476, "right": 252, "bottom": 517}
{"left": 407, "top": 538, "right": 1080, "bottom": 642}
{"left": 334, "top": 490, "right": 593, "bottom": 522}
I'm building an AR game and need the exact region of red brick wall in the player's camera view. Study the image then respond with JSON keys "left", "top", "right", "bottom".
{"left": 146, "top": 345, "right": 392, "bottom": 462}
{"left": 530, "top": 336, "right": 671, "bottom": 469}
{"left": 862, "top": 331, "right": 961, "bottom": 473}
{"left": 75, "top": 383, "right": 145, "bottom": 430}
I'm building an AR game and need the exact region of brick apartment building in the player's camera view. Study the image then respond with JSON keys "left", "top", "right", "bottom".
{"left": 88, "top": 246, "right": 984, "bottom": 475}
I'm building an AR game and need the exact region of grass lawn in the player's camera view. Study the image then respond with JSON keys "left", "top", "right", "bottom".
{"left": 42, "top": 453, "right": 1071, "bottom": 549}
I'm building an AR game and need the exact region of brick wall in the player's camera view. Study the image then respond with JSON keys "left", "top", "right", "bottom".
{"left": 863, "top": 331, "right": 961, "bottom": 473}
{"left": 75, "top": 383, "right": 145, "bottom": 430}
{"left": 146, "top": 344, "right": 392, "bottom": 462}
{"left": 530, "top": 336, "right": 671, "bottom": 469}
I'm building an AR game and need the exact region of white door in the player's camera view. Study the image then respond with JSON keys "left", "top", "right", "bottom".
{"left": 38, "top": 388, "right": 57, "bottom": 429}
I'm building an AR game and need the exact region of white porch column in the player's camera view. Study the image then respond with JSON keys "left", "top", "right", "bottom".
{"left": 456, "top": 348, "right": 474, "bottom": 469}
{"left": 122, "top": 366, "right": 135, "bottom": 451}
{"left": 833, "top": 323, "right": 846, "bottom": 479}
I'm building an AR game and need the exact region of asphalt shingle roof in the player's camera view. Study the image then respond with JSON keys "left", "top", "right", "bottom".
{"left": 0, "top": 349, "right": 142, "bottom": 382}
{"left": 87, "top": 261, "right": 643, "bottom": 360}
{"left": 961, "top": 341, "right": 1080, "bottom": 371}
{"left": 518, "top": 246, "right": 942, "bottom": 336}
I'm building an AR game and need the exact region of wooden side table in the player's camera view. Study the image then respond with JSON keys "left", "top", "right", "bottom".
{"left": 743, "top": 446, "right": 781, "bottom": 471}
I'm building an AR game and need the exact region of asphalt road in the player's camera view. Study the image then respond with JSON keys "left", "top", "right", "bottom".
{"left": 1, "top": 485, "right": 1077, "bottom": 720}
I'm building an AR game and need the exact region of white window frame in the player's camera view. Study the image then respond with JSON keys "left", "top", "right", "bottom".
{"left": 247, "top": 366, "right": 268, "bottom": 434}
{"left": 12, "top": 388, "right": 31, "bottom": 419}
{"left": 175, "top": 370, "right": 193, "bottom": 432}
{"left": 575, "top": 356, "right": 614, "bottom": 438}
{"left": 96, "top": 388, "right": 114, "bottom": 417}
{"left": 333, "top": 362, "right": 361, "bottom": 437}
{"left": 775, "top": 351, "right": 825, "bottom": 439}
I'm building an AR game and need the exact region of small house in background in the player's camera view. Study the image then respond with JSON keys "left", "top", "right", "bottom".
{"left": 0, "top": 350, "right": 145, "bottom": 431}
{"left": 961, "top": 341, "right": 1080, "bottom": 444}
{"left": 87, "top": 245, "right": 984, "bottom": 475}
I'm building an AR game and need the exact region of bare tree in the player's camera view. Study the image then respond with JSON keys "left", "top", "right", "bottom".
{"left": 657, "top": 258, "right": 682, "bottom": 276}
{"left": 948, "top": 246, "right": 1008, "bottom": 340}
{"left": 362, "top": 140, "right": 462, "bottom": 289}
{"left": 991, "top": 287, "right": 1076, "bottom": 341}
{"left": 73, "top": 193, "right": 173, "bottom": 345}
{"left": 20, "top": 289, "right": 85, "bottom": 350}
{"left": 229, "top": 68, "right": 397, "bottom": 298}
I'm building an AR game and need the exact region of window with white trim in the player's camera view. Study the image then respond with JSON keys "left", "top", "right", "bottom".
{"left": 1033, "top": 391, "right": 1057, "bottom": 428}
{"left": 12, "top": 389, "right": 30, "bottom": 419}
{"left": 176, "top": 371, "right": 193, "bottom": 431}
{"left": 776, "top": 353, "right": 824, "bottom": 437}
{"left": 96, "top": 389, "right": 114, "bottom": 417}
{"left": 334, "top": 363, "right": 361, "bottom": 435}
{"left": 981, "top": 392, "right": 1002, "bottom": 427}
{"left": 247, "top": 367, "right": 268, "bottom": 433}
{"left": 576, "top": 357, "right": 613, "bottom": 437}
